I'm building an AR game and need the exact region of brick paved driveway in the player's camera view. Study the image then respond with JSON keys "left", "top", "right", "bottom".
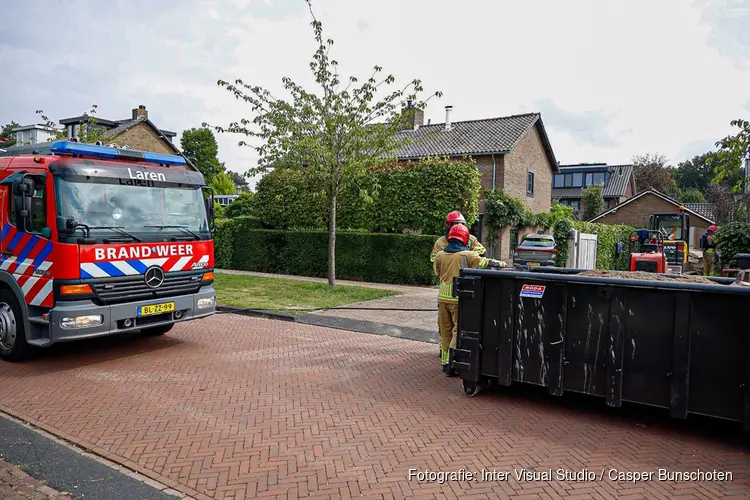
{"left": 0, "top": 314, "right": 747, "bottom": 500}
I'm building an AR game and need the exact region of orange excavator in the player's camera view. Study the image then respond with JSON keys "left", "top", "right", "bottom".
{"left": 629, "top": 230, "right": 667, "bottom": 273}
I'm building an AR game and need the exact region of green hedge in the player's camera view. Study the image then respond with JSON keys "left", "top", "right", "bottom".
{"left": 714, "top": 222, "right": 750, "bottom": 268}
{"left": 213, "top": 216, "right": 438, "bottom": 285}
{"left": 553, "top": 219, "right": 634, "bottom": 270}
{"left": 252, "top": 157, "right": 481, "bottom": 235}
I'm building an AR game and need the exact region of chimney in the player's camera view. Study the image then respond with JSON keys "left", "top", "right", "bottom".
{"left": 132, "top": 105, "right": 148, "bottom": 120}
{"left": 398, "top": 100, "right": 424, "bottom": 131}
{"left": 445, "top": 105, "right": 453, "bottom": 131}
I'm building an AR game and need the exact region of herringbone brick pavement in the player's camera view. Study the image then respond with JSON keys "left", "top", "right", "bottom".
{"left": 0, "top": 313, "right": 747, "bottom": 500}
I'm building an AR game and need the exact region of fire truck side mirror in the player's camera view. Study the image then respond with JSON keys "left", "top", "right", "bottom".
{"left": 12, "top": 177, "right": 35, "bottom": 197}
{"left": 12, "top": 177, "right": 35, "bottom": 232}
{"left": 56, "top": 216, "right": 77, "bottom": 234}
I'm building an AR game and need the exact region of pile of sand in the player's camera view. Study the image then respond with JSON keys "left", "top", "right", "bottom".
{"left": 579, "top": 270, "right": 716, "bottom": 284}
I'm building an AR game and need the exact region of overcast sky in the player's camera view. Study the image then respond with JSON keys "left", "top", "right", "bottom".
{"left": 2, "top": 0, "right": 749, "bottom": 189}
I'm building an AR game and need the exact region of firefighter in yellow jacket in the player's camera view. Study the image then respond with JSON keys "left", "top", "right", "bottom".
{"left": 434, "top": 224, "right": 506, "bottom": 376}
{"left": 431, "top": 211, "right": 486, "bottom": 359}
{"left": 430, "top": 211, "right": 486, "bottom": 263}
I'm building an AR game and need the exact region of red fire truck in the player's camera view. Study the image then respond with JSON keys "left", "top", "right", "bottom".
{"left": 0, "top": 140, "right": 216, "bottom": 362}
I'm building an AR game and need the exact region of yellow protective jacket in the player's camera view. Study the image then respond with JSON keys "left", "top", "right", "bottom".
{"left": 430, "top": 234, "right": 485, "bottom": 263}
{"left": 434, "top": 244, "right": 502, "bottom": 303}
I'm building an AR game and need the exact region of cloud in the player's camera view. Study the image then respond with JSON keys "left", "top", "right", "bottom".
{"left": 695, "top": 0, "right": 750, "bottom": 66}
{"left": 1, "top": 0, "right": 749, "bottom": 190}
{"left": 534, "top": 99, "right": 617, "bottom": 148}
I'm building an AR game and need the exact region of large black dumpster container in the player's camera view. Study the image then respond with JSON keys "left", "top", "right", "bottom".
{"left": 453, "top": 268, "right": 750, "bottom": 431}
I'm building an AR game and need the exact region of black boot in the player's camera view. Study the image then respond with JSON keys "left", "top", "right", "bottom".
{"left": 446, "top": 348, "right": 457, "bottom": 377}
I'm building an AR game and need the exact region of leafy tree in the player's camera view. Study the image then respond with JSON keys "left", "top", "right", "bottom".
{"left": 205, "top": 0, "right": 441, "bottom": 287}
{"left": 632, "top": 153, "right": 678, "bottom": 195}
{"left": 676, "top": 187, "right": 705, "bottom": 203}
{"left": 582, "top": 184, "right": 604, "bottom": 220}
{"left": 672, "top": 152, "right": 721, "bottom": 192}
{"left": 209, "top": 171, "right": 237, "bottom": 195}
{"left": 223, "top": 192, "right": 256, "bottom": 219}
{"left": 36, "top": 105, "right": 108, "bottom": 144}
{"left": 227, "top": 170, "right": 248, "bottom": 190}
{"left": 180, "top": 127, "right": 224, "bottom": 181}
{"left": 0, "top": 122, "right": 20, "bottom": 148}
{"left": 705, "top": 184, "right": 749, "bottom": 224}
{"left": 711, "top": 118, "right": 750, "bottom": 222}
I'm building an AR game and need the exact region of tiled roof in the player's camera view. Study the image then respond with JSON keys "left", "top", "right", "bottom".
{"left": 551, "top": 164, "right": 634, "bottom": 199}
{"left": 684, "top": 203, "right": 716, "bottom": 220}
{"left": 392, "top": 113, "right": 558, "bottom": 170}
{"left": 101, "top": 116, "right": 181, "bottom": 153}
{"left": 589, "top": 189, "right": 716, "bottom": 224}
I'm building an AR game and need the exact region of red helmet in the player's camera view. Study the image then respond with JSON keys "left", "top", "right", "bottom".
{"left": 708, "top": 225, "right": 717, "bottom": 232}
{"left": 444, "top": 211, "right": 467, "bottom": 231}
{"left": 447, "top": 223, "right": 470, "bottom": 245}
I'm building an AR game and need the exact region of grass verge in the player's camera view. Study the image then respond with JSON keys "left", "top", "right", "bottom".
{"left": 214, "top": 272, "right": 398, "bottom": 315}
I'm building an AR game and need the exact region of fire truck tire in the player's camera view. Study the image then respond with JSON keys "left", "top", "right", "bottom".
{"left": 0, "top": 290, "right": 31, "bottom": 362}
{"left": 142, "top": 324, "right": 174, "bottom": 336}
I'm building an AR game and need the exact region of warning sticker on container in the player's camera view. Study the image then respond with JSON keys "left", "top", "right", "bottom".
{"left": 519, "top": 284, "right": 546, "bottom": 299}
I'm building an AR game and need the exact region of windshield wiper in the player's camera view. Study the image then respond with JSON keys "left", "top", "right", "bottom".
{"left": 88, "top": 226, "right": 142, "bottom": 242}
{"left": 144, "top": 225, "right": 201, "bottom": 241}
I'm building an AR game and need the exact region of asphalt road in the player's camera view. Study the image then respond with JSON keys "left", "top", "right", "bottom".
{"left": 0, "top": 414, "right": 179, "bottom": 500}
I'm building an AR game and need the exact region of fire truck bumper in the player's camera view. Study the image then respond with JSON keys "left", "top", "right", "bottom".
{"left": 44, "top": 286, "right": 217, "bottom": 343}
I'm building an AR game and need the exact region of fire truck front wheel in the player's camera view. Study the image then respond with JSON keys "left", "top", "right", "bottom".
{"left": 0, "top": 289, "right": 31, "bottom": 362}
{"left": 142, "top": 324, "right": 175, "bottom": 337}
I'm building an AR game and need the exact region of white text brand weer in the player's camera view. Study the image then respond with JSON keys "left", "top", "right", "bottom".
{"left": 94, "top": 244, "right": 194, "bottom": 261}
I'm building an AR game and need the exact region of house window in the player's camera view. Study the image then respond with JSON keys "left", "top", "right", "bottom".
{"left": 560, "top": 199, "right": 580, "bottom": 215}
{"left": 592, "top": 172, "right": 606, "bottom": 186}
{"left": 553, "top": 174, "right": 564, "bottom": 188}
{"left": 572, "top": 172, "right": 583, "bottom": 187}
{"left": 527, "top": 170, "right": 535, "bottom": 195}
{"left": 470, "top": 214, "right": 483, "bottom": 243}
{"left": 510, "top": 229, "right": 519, "bottom": 253}
{"left": 585, "top": 173, "right": 593, "bottom": 185}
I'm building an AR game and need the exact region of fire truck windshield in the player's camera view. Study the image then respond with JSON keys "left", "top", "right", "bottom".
{"left": 54, "top": 177, "right": 210, "bottom": 242}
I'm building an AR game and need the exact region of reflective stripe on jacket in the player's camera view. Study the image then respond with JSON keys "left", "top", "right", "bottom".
{"left": 430, "top": 235, "right": 485, "bottom": 262}
{"left": 434, "top": 250, "right": 490, "bottom": 303}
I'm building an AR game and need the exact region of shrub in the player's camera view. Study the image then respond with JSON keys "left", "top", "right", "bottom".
{"left": 714, "top": 222, "right": 750, "bottom": 268}
{"left": 553, "top": 219, "right": 634, "bottom": 270}
{"left": 213, "top": 217, "right": 439, "bottom": 285}
{"left": 582, "top": 185, "right": 604, "bottom": 220}
{"left": 223, "top": 192, "right": 256, "bottom": 219}
{"left": 252, "top": 157, "right": 481, "bottom": 234}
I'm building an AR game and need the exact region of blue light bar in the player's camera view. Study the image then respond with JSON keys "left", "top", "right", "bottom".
{"left": 48, "top": 140, "right": 187, "bottom": 167}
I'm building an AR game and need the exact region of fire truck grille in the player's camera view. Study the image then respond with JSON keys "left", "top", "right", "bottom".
{"left": 91, "top": 273, "right": 204, "bottom": 305}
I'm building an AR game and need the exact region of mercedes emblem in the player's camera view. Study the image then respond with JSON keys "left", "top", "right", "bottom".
{"left": 144, "top": 266, "right": 165, "bottom": 289}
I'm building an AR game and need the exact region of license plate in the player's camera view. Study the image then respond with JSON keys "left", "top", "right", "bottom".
{"left": 138, "top": 302, "right": 175, "bottom": 317}
{"left": 528, "top": 262, "right": 540, "bottom": 266}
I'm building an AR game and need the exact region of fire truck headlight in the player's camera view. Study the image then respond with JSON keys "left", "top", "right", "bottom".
{"left": 197, "top": 296, "right": 216, "bottom": 309}
{"left": 60, "top": 315, "right": 103, "bottom": 329}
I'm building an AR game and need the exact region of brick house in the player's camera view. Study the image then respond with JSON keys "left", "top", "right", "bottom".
{"left": 393, "top": 105, "right": 559, "bottom": 260}
{"left": 0, "top": 106, "right": 193, "bottom": 170}
{"left": 551, "top": 163, "right": 636, "bottom": 218}
{"left": 589, "top": 188, "right": 715, "bottom": 251}
{"left": 59, "top": 105, "right": 180, "bottom": 156}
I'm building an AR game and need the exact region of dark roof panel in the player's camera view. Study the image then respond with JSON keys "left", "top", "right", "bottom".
{"left": 393, "top": 113, "right": 540, "bottom": 159}
{"left": 684, "top": 203, "right": 716, "bottom": 220}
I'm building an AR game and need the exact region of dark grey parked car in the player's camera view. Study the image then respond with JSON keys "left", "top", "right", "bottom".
{"left": 513, "top": 233, "right": 556, "bottom": 267}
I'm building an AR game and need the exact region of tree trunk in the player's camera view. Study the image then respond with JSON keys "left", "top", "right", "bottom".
{"left": 327, "top": 191, "right": 337, "bottom": 288}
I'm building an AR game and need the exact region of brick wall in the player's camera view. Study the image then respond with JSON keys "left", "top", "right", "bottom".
{"left": 111, "top": 123, "right": 189, "bottom": 169}
{"left": 503, "top": 124, "right": 553, "bottom": 214}
{"left": 595, "top": 193, "right": 711, "bottom": 249}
